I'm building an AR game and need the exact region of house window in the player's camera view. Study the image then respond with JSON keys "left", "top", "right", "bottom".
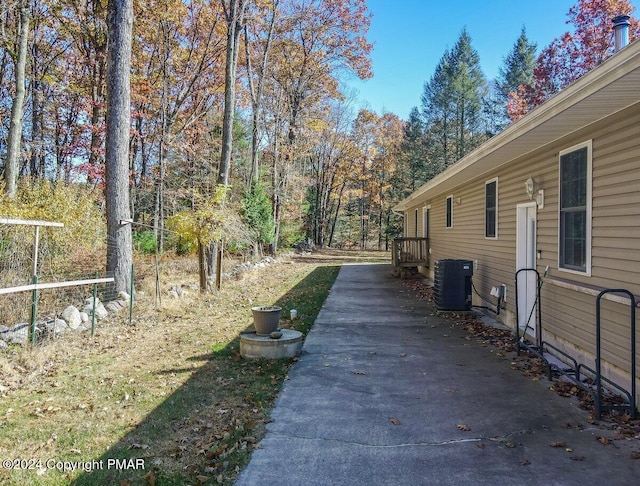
{"left": 414, "top": 209, "right": 419, "bottom": 237}
{"left": 422, "top": 207, "right": 430, "bottom": 237}
{"left": 559, "top": 141, "right": 592, "bottom": 274}
{"left": 446, "top": 195, "right": 453, "bottom": 228}
{"left": 485, "top": 179, "right": 498, "bottom": 238}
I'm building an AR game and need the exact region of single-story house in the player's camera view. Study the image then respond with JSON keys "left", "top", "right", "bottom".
{"left": 393, "top": 36, "right": 640, "bottom": 411}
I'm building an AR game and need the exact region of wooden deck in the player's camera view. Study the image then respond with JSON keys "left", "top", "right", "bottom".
{"left": 392, "top": 237, "right": 429, "bottom": 268}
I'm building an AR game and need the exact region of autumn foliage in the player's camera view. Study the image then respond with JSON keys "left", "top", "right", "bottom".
{"left": 2, "top": 0, "right": 638, "bottom": 255}
{"left": 508, "top": 0, "right": 640, "bottom": 121}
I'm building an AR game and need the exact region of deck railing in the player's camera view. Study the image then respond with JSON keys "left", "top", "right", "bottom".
{"left": 392, "top": 237, "right": 429, "bottom": 267}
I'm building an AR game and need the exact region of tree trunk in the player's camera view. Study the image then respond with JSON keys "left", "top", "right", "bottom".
{"left": 4, "top": 1, "right": 30, "bottom": 198}
{"left": 245, "top": 0, "right": 278, "bottom": 183}
{"left": 328, "top": 181, "right": 346, "bottom": 248}
{"left": 105, "top": 0, "right": 133, "bottom": 293}
{"left": 269, "top": 112, "right": 282, "bottom": 255}
{"left": 30, "top": 47, "right": 44, "bottom": 178}
{"left": 218, "top": 0, "right": 246, "bottom": 186}
{"left": 198, "top": 240, "right": 207, "bottom": 292}
{"left": 204, "top": 241, "right": 219, "bottom": 291}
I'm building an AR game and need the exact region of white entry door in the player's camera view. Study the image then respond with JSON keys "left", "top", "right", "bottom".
{"left": 516, "top": 203, "right": 537, "bottom": 336}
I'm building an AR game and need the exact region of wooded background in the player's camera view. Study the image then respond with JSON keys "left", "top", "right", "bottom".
{"left": 0, "top": 0, "right": 638, "bottom": 269}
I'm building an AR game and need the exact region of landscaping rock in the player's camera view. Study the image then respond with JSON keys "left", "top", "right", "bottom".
{"left": 294, "top": 240, "right": 315, "bottom": 253}
{"left": 79, "top": 312, "right": 89, "bottom": 323}
{"left": 118, "top": 291, "right": 130, "bottom": 303}
{"left": 0, "top": 340, "right": 7, "bottom": 350}
{"left": 168, "top": 285, "right": 187, "bottom": 298}
{"left": 62, "top": 305, "right": 82, "bottom": 330}
{"left": 223, "top": 256, "right": 278, "bottom": 280}
{"left": 82, "top": 298, "right": 108, "bottom": 320}
{"left": 1, "top": 323, "right": 31, "bottom": 345}
{"left": 105, "top": 300, "right": 127, "bottom": 313}
{"left": 44, "top": 319, "right": 68, "bottom": 336}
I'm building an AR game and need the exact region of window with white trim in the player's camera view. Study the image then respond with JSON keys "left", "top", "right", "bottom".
{"left": 446, "top": 195, "right": 453, "bottom": 228}
{"left": 485, "top": 179, "right": 498, "bottom": 238}
{"left": 559, "top": 141, "right": 592, "bottom": 274}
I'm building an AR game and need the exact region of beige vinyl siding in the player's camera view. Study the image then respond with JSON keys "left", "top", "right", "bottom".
{"left": 415, "top": 103, "right": 640, "bottom": 393}
{"left": 425, "top": 146, "right": 557, "bottom": 317}
{"left": 404, "top": 207, "right": 423, "bottom": 238}
{"left": 545, "top": 286, "right": 637, "bottom": 379}
{"left": 544, "top": 107, "right": 640, "bottom": 388}
{"left": 544, "top": 286, "right": 597, "bottom": 354}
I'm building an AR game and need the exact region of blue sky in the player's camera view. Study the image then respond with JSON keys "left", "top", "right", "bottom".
{"left": 347, "top": 0, "right": 579, "bottom": 120}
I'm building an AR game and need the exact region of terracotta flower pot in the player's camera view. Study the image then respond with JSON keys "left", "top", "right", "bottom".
{"left": 251, "top": 306, "right": 282, "bottom": 335}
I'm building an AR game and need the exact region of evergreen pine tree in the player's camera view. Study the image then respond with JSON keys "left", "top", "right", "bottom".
{"left": 421, "top": 49, "right": 456, "bottom": 168}
{"left": 241, "top": 180, "right": 275, "bottom": 256}
{"left": 497, "top": 27, "right": 537, "bottom": 109}
{"left": 421, "top": 29, "right": 487, "bottom": 169}
{"left": 449, "top": 28, "right": 488, "bottom": 159}
{"left": 399, "top": 108, "right": 428, "bottom": 195}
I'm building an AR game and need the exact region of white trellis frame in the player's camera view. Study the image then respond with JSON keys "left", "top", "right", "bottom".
{"left": 0, "top": 218, "right": 114, "bottom": 342}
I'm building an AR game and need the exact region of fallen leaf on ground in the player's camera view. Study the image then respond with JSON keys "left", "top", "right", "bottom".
{"left": 389, "top": 418, "right": 401, "bottom": 425}
{"left": 522, "top": 459, "right": 531, "bottom": 466}
{"left": 129, "top": 442, "right": 150, "bottom": 450}
{"left": 597, "top": 436, "right": 610, "bottom": 445}
{"left": 457, "top": 424, "right": 471, "bottom": 431}
{"left": 142, "top": 470, "right": 155, "bottom": 485}
{"left": 352, "top": 370, "right": 366, "bottom": 375}
{"left": 549, "top": 441, "right": 566, "bottom": 448}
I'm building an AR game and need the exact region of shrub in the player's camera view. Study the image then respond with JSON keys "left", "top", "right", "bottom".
{"left": 0, "top": 179, "right": 105, "bottom": 277}
{"left": 132, "top": 230, "right": 157, "bottom": 254}
{"left": 241, "top": 180, "right": 275, "bottom": 247}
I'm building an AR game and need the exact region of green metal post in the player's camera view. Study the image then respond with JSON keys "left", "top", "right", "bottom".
{"left": 91, "top": 272, "right": 98, "bottom": 337}
{"left": 30, "top": 275, "right": 38, "bottom": 345}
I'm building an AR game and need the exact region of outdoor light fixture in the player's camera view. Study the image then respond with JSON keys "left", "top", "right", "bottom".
{"left": 525, "top": 176, "right": 535, "bottom": 200}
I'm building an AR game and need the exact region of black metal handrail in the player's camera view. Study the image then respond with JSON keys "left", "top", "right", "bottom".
{"left": 515, "top": 269, "right": 638, "bottom": 419}
{"left": 595, "top": 289, "right": 636, "bottom": 419}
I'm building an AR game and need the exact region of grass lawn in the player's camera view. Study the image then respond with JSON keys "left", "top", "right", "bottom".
{"left": 0, "top": 249, "right": 390, "bottom": 485}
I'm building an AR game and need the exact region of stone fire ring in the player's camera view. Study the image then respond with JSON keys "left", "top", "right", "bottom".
{"left": 240, "top": 329, "right": 303, "bottom": 359}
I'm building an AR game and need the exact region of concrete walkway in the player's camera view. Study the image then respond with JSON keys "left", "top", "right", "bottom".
{"left": 236, "top": 264, "right": 640, "bottom": 485}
